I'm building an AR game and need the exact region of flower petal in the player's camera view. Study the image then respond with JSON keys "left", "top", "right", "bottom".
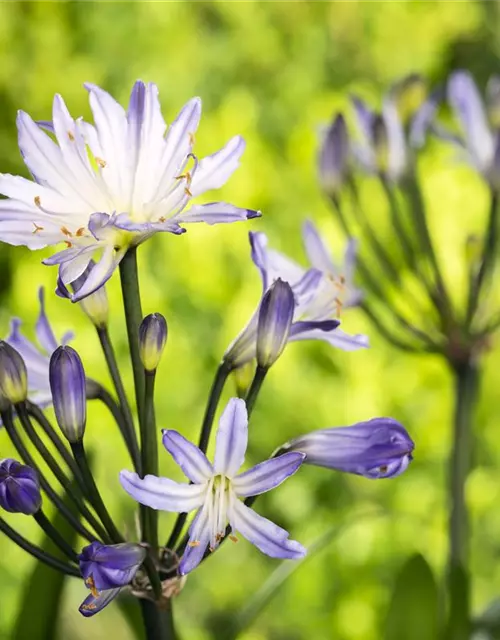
{"left": 79, "top": 587, "right": 121, "bottom": 617}
{"left": 174, "top": 202, "right": 260, "bottom": 225}
{"left": 214, "top": 398, "right": 248, "bottom": 477}
{"left": 70, "top": 245, "right": 126, "bottom": 302}
{"left": 190, "top": 135, "right": 245, "bottom": 197}
{"left": 178, "top": 506, "right": 211, "bottom": 575}
{"left": 289, "top": 326, "right": 369, "bottom": 351}
{"left": 233, "top": 452, "right": 305, "bottom": 497}
{"left": 162, "top": 430, "right": 213, "bottom": 483}
{"left": 302, "top": 220, "right": 335, "bottom": 274}
{"left": 119, "top": 470, "right": 206, "bottom": 512}
{"left": 35, "top": 287, "right": 58, "bottom": 354}
{"left": 228, "top": 497, "right": 306, "bottom": 559}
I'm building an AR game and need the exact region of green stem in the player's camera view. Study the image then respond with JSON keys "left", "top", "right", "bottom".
{"left": 446, "top": 358, "right": 479, "bottom": 639}
{"left": 1, "top": 409, "right": 98, "bottom": 543}
{"left": 96, "top": 327, "right": 141, "bottom": 471}
{"left": 0, "top": 515, "right": 80, "bottom": 577}
{"left": 119, "top": 247, "right": 145, "bottom": 419}
{"left": 34, "top": 510, "right": 78, "bottom": 562}
{"left": 140, "top": 599, "right": 177, "bottom": 640}
{"left": 245, "top": 365, "right": 268, "bottom": 416}
{"left": 141, "top": 371, "right": 159, "bottom": 555}
{"left": 71, "top": 441, "right": 124, "bottom": 543}
{"left": 166, "top": 362, "right": 231, "bottom": 551}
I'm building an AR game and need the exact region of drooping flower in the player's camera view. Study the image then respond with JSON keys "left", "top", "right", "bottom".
{"left": 5, "top": 287, "right": 73, "bottom": 409}
{"left": 224, "top": 230, "right": 368, "bottom": 369}
{"left": 78, "top": 542, "right": 146, "bottom": 617}
{"left": 444, "top": 70, "right": 500, "bottom": 188}
{"left": 282, "top": 418, "right": 414, "bottom": 479}
{"left": 0, "top": 81, "right": 260, "bottom": 301}
{"left": 49, "top": 345, "right": 87, "bottom": 443}
{"left": 120, "top": 398, "right": 306, "bottom": 575}
{"left": 0, "top": 458, "right": 42, "bottom": 514}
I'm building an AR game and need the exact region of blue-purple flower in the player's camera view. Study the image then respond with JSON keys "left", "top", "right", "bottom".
{"left": 78, "top": 541, "right": 146, "bottom": 617}
{"left": 318, "top": 113, "right": 350, "bottom": 195}
{"left": 5, "top": 287, "right": 73, "bottom": 409}
{"left": 0, "top": 458, "right": 42, "bottom": 514}
{"left": 0, "top": 81, "right": 259, "bottom": 301}
{"left": 224, "top": 230, "right": 367, "bottom": 368}
{"left": 49, "top": 346, "right": 87, "bottom": 442}
{"left": 120, "top": 398, "right": 306, "bottom": 575}
{"left": 283, "top": 418, "right": 414, "bottom": 479}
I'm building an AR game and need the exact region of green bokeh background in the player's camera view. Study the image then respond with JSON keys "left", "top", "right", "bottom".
{"left": 0, "top": 2, "right": 499, "bottom": 639}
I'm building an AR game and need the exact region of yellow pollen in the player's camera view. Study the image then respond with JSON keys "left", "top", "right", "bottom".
{"left": 187, "top": 540, "right": 200, "bottom": 548}
{"left": 81, "top": 603, "right": 97, "bottom": 611}
{"left": 60, "top": 226, "right": 73, "bottom": 237}
{"left": 34, "top": 196, "right": 41, "bottom": 208}
{"left": 68, "top": 131, "right": 75, "bottom": 141}
{"left": 76, "top": 227, "right": 85, "bottom": 237}
{"left": 229, "top": 535, "right": 238, "bottom": 543}
{"left": 158, "top": 216, "right": 166, "bottom": 223}
{"left": 64, "top": 240, "right": 73, "bottom": 248}
{"left": 184, "top": 187, "right": 192, "bottom": 197}
{"left": 32, "top": 222, "right": 44, "bottom": 234}
{"left": 95, "top": 157, "right": 107, "bottom": 168}
{"left": 85, "top": 576, "right": 100, "bottom": 599}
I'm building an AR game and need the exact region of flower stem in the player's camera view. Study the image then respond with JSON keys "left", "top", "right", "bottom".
{"left": 245, "top": 365, "right": 268, "bottom": 416}
{"left": 71, "top": 441, "right": 124, "bottom": 543}
{"left": 446, "top": 358, "right": 478, "bottom": 639}
{"left": 96, "top": 326, "right": 141, "bottom": 471}
{"left": 0, "top": 515, "right": 80, "bottom": 577}
{"left": 141, "top": 371, "right": 159, "bottom": 556}
{"left": 165, "top": 362, "right": 231, "bottom": 552}
{"left": 119, "top": 247, "right": 145, "bottom": 419}
{"left": 140, "top": 599, "right": 177, "bottom": 640}
{"left": 33, "top": 510, "right": 78, "bottom": 562}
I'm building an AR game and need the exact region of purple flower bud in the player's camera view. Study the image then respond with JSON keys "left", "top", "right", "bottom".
{"left": 318, "top": 113, "right": 349, "bottom": 196}
{"left": 256, "top": 279, "right": 295, "bottom": 369}
{"left": 284, "top": 418, "right": 414, "bottom": 479}
{"left": 0, "top": 341, "right": 28, "bottom": 405}
{"left": 0, "top": 458, "right": 42, "bottom": 514}
{"left": 138, "top": 313, "right": 168, "bottom": 372}
{"left": 49, "top": 346, "right": 86, "bottom": 442}
{"left": 79, "top": 542, "right": 146, "bottom": 591}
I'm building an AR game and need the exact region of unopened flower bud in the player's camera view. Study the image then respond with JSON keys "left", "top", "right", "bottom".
{"left": 318, "top": 113, "right": 349, "bottom": 196}
{"left": 139, "top": 313, "right": 168, "bottom": 372}
{"left": 49, "top": 346, "right": 86, "bottom": 442}
{"left": 283, "top": 418, "right": 414, "bottom": 479}
{"left": 256, "top": 279, "right": 295, "bottom": 369}
{"left": 372, "top": 115, "right": 390, "bottom": 174}
{"left": 0, "top": 458, "right": 42, "bottom": 514}
{"left": 0, "top": 341, "right": 27, "bottom": 404}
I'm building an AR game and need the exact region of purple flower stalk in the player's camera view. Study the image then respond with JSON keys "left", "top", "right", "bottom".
{"left": 120, "top": 398, "right": 306, "bottom": 575}
{"left": 0, "top": 81, "right": 260, "bottom": 301}
{"left": 5, "top": 287, "right": 73, "bottom": 410}
{"left": 78, "top": 542, "right": 146, "bottom": 617}
{"left": 139, "top": 313, "right": 168, "bottom": 372}
{"left": 256, "top": 279, "right": 295, "bottom": 368}
{"left": 0, "top": 458, "right": 42, "bottom": 514}
{"left": 224, "top": 230, "right": 367, "bottom": 368}
{"left": 284, "top": 418, "right": 414, "bottom": 479}
{"left": 49, "top": 346, "right": 87, "bottom": 442}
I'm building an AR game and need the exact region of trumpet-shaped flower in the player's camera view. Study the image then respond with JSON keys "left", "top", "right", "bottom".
{"left": 120, "top": 398, "right": 306, "bottom": 575}
{"left": 0, "top": 81, "right": 259, "bottom": 301}
{"left": 78, "top": 542, "right": 146, "bottom": 617}
{"left": 5, "top": 288, "right": 72, "bottom": 409}
{"left": 224, "top": 230, "right": 368, "bottom": 368}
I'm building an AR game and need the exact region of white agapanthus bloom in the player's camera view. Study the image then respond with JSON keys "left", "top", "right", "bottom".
{"left": 0, "top": 81, "right": 259, "bottom": 300}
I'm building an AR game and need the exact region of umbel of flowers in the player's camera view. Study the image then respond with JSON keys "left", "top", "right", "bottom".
{"left": 0, "top": 80, "right": 413, "bottom": 638}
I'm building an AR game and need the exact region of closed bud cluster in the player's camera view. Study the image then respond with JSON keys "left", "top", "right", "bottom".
{"left": 138, "top": 313, "right": 168, "bottom": 372}
{"left": 49, "top": 346, "right": 87, "bottom": 443}
{"left": 0, "top": 341, "right": 27, "bottom": 405}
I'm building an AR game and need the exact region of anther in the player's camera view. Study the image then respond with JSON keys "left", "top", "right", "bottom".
{"left": 76, "top": 227, "right": 85, "bottom": 237}
{"left": 187, "top": 540, "right": 200, "bottom": 548}
{"left": 95, "top": 157, "right": 107, "bottom": 168}
{"left": 32, "top": 222, "right": 44, "bottom": 234}
{"left": 34, "top": 196, "right": 41, "bottom": 208}
{"left": 229, "top": 535, "right": 238, "bottom": 543}
{"left": 60, "top": 226, "right": 73, "bottom": 237}
{"left": 188, "top": 132, "right": 195, "bottom": 146}
{"left": 68, "top": 131, "right": 75, "bottom": 141}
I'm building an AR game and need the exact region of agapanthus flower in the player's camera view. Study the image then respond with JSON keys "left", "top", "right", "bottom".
{"left": 224, "top": 229, "right": 368, "bottom": 368}
{"left": 444, "top": 70, "right": 500, "bottom": 188}
{"left": 78, "top": 542, "right": 146, "bottom": 617}
{"left": 282, "top": 417, "right": 414, "bottom": 479}
{"left": 0, "top": 458, "right": 42, "bottom": 514}
{"left": 318, "top": 113, "right": 350, "bottom": 196}
{"left": 0, "top": 81, "right": 259, "bottom": 301}
{"left": 120, "top": 398, "right": 306, "bottom": 575}
{"left": 5, "top": 288, "right": 72, "bottom": 409}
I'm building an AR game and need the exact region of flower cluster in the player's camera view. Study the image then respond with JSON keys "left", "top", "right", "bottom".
{"left": 0, "top": 79, "right": 413, "bottom": 630}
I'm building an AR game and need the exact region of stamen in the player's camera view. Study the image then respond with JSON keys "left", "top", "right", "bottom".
{"left": 64, "top": 241, "right": 73, "bottom": 248}
{"left": 81, "top": 603, "right": 97, "bottom": 611}
{"left": 67, "top": 131, "right": 75, "bottom": 141}
{"left": 60, "top": 226, "right": 73, "bottom": 237}
{"left": 158, "top": 216, "right": 166, "bottom": 223}
{"left": 34, "top": 196, "right": 41, "bottom": 208}
{"left": 75, "top": 227, "right": 86, "bottom": 237}
{"left": 334, "top": 297, "right": 343, "bottom": 318}
{"left": 187, "top": 540, "right": 200, "bottom": 548}
{"left": 85, "top": 575, "right": 100, "bottom": 599}
{"left": 229, "top": 535, "right": 238, "bottom": 543}
{"left": 32, "top": 222, "right": 44, "bottom": 234}
{"left": 95, "top": 157, "right": 107, "bottom": 168}
{"left": 184, "top": 187, "right": 193, "bottom": 197}
{"left": 188, "top": 132, "right": 195, "bottom": 146}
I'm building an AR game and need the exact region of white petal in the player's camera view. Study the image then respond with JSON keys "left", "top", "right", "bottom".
{"left": 190, "top": 135, "right": 245, "bottom": 197}
{"left": 302, "top": 220, "right": 336, "bottom": 274}
{"left": 119, "top": 470, "right": 207, "bottom": 512}
{"left": 214, "top": 398, "right": 248, "bottom": 477}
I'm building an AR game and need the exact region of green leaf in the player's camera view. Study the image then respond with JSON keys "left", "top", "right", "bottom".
{"left": 384, "top": 553, "right": 439, "bottom": 640}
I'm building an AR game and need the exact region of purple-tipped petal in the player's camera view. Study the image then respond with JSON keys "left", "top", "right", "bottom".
{"left": 289, "top": 326, "right": 369, "bottom": 351}
{"left": 119, "top": 470, "right": 206, "bottom": 512}
{"left": 190, "top": 135, "right": 246, "bottom": 197}
{"left": 233, "top": 452, "right": 305, "bottom": 498}
{"left": 79, "top": 587, "right": 121, "bottom": 617}
{"left": 78, "top": 541, "right": 146, "bottom": 590}
{"left": 213, "top": 398, "right": 248, "bottom": 477}
{"left": 35, "top": 288, "right": 58, "bottom": 354}
{"left": 162, "top": 430, "right": 213, "bottom": 483}
{"left": 229, "top": 498, "right": 306, "bottom": 559}
{"left": 289, "top": 319, "right": 340, "bottom": 338}
{"left": 175, "top": 202, "right": 260, "bottom": 225}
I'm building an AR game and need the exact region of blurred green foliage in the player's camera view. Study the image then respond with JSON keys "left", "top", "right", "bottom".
{"left": 1, "top": 2, "right": 500, "bottom": 639}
